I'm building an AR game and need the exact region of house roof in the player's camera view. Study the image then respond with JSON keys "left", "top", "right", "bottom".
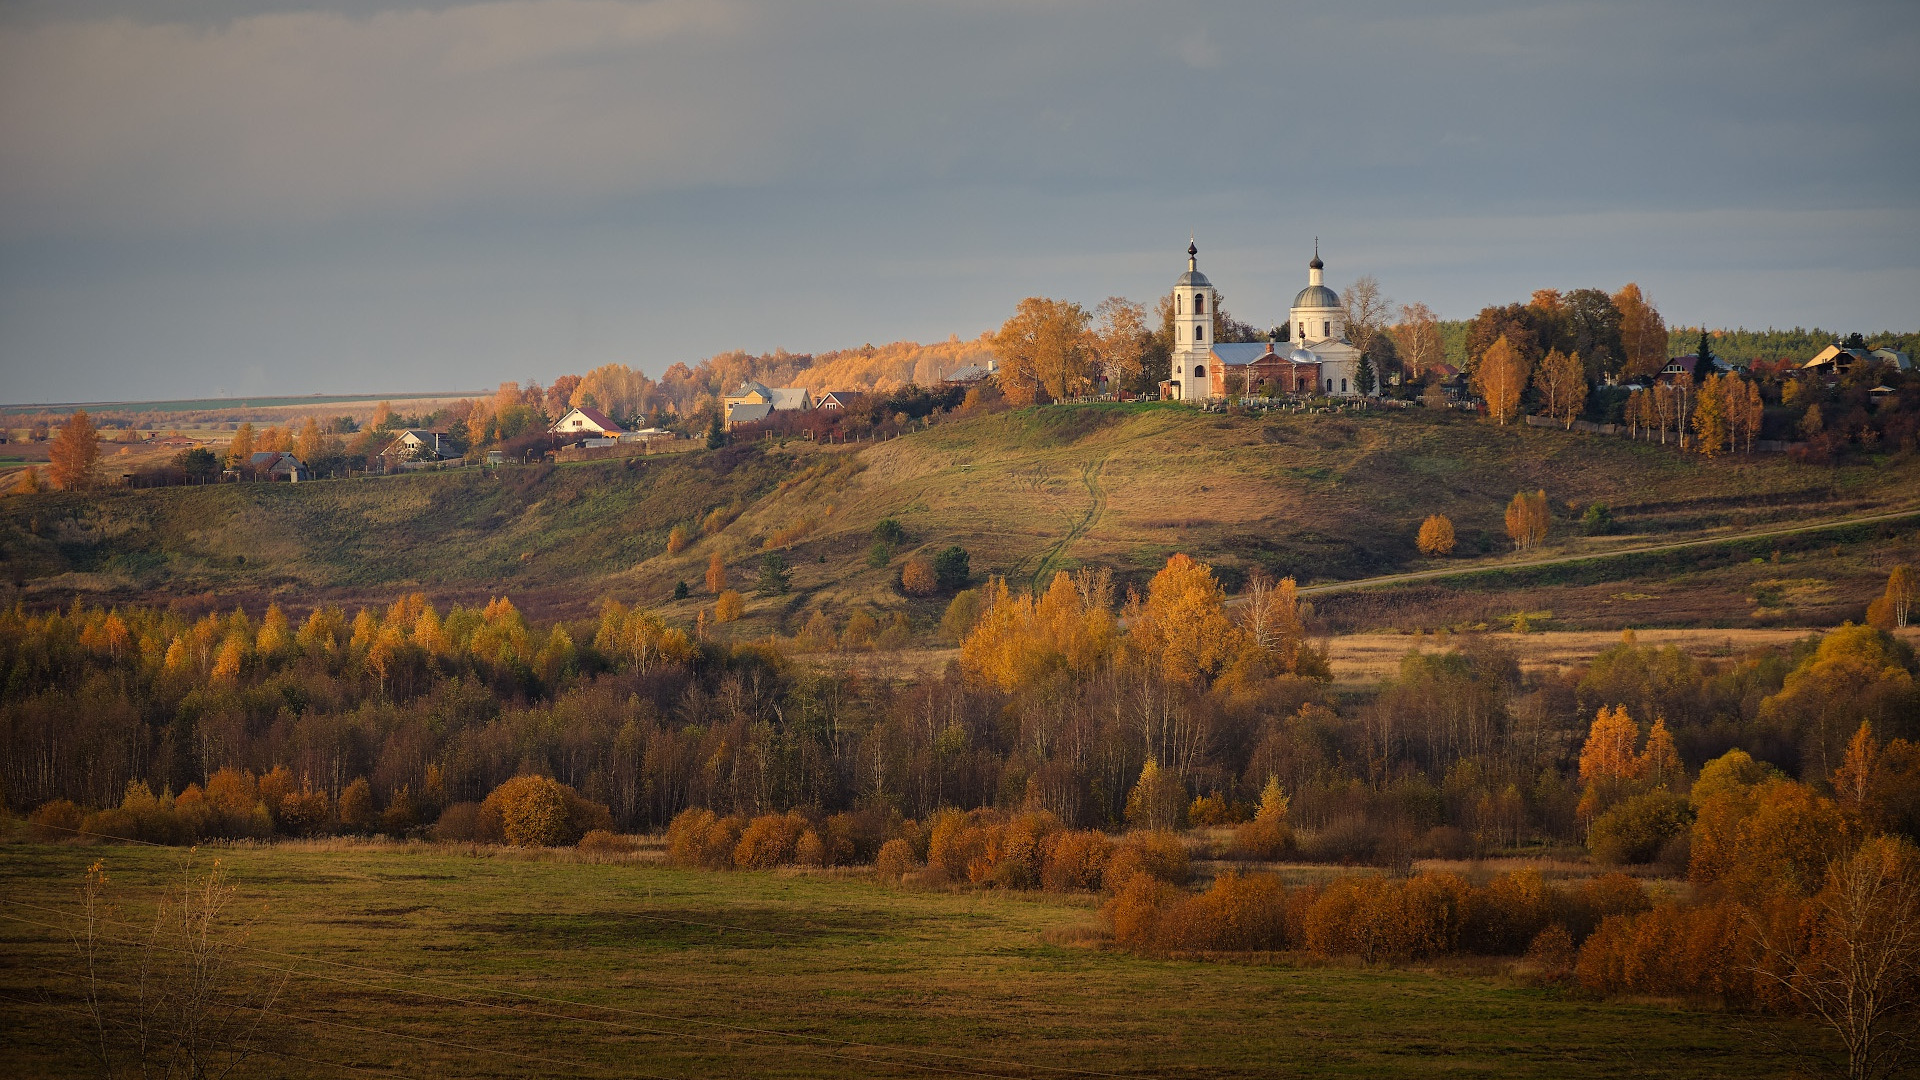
{"left": 728, "top": 402, "right": 774, "bottom": 423}
{"left": 1210, "top": 342, "right": 1334, "bottom": 367}
{"left": 550, "top": 406, "right": 625, "bottom": 433}
{"left": 818, "top": 391, "right": 862, "bottom": 406}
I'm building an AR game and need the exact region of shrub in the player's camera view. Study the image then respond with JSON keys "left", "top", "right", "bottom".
{"left": 337, "top": 778, "right": 377, "bottom": 833}
{"left": 1464, "top": 869, "right": 1553, "bottom": 954}
{"left": 875, "top": 838, "right": 917, "bottom": 880}
{"left": 1589, "top": 790, "right": 1691, "bottom": 866}
{"left": 1187, "top": 793, "right": 1235, "bottom": 827}
{"left": 667, "top": 525, "right": 691, "bottom": 554}
{"left": 714, "top": 590, "right": 745, "bottom": 623}
{"left": 578, "top": 829, "right": 634, "bottom": 853}
{"left": 1105, "top": 830, "right": 1190, "bottom": 887}
{"left": 734, "top": 811, "right": 809, "bottom": 869}
{"left": 900, "top": 556, "right": 938, "bottom": 596}
{"left": 433, "top": 801, "right": 482, "bottom": 842}
{"left": 1159, "top": 871, "right": 1291, "bottom": 952}
{"left": 1416, "top": 514, "right": 1456, "bottom": 556}
{"left": 796, "top": 829, "right": 827, "bottom": 867}
{"left": 667, "top": 808, "right": 745, "bottom": 869}
{"left": 277, "top": 782, "right": 334, "bottom": 837}
{"left": 1041, "top": 830, "right": 1114, "bottom": 892}
{"left": 29, "top": 799, "right": 86, "bottom": 842}
{"left": 926, "top": 808, "right": 993, "bottom": 883}
{"left": 1102, "top": 869, "right": 1179, "bottom": 948}
{"left": 933, "top": 546, "right": 970, "bottom": 590}
{"left": 1574, "top": 900, "right": 1760, "bottom": 1003}
{"left": 1524, "top": 925, "right": 1577, "bottom": 984}
{"left": 478, "top": 776, "right": 610, "bottom": 847}
{"left": 972, "top": 811, "right": 1059, "bottom": 888}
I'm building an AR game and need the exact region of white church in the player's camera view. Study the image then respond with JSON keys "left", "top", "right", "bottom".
{"left": 1162, "top": 241, "right": 1366, "bottom": 401}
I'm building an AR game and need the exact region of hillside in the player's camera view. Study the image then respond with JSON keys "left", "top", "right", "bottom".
{"left": 3, "top": 403, "right": 1916, "bottom": 629}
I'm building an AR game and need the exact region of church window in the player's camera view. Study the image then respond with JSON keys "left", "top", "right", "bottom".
{"left": 1196, "top": 325, "right": 1204, "bottom": 341}
{"left": 1322, "top": 321, "right": 1331, "bottom": 337}
{"left": 1194, "top": 294, "right": 1206, "bottom": 314}
{"left": 1298, "top": 323, "right": 1306, "bottom": 339}
{"left": 1196, "top": 365, "right": 1206, "bottom": 378}
{"left": 1341, "top": 378, "right": 1348, "bottom": 393}
{"left": 1175, "top": 294, "right": 1182, "bottom": 315}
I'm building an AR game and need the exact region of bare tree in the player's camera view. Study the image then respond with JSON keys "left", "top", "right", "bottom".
{"left": 69, "top": 853, "right": 285, "bottom": 1080}
{"left": 1089, "top": 297, "right": 1150, "bottom": 393}
{"left": 1751, "top": 838, "right": 1920, "bottom": 1080}
{"left": 1340, "top": 276, "right": 1393, "bottom": 358}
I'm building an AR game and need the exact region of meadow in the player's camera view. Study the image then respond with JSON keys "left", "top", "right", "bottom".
{"left": 0, "top": 840, "right": 1833, "bottom": 1079}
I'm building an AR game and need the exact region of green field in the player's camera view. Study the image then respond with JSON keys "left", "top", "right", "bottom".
{"left": 0, "top": 842, "right": 1831, "bottom": 1078}
{"left": 3, "top": 403, "right": 1915, "bottom": 627}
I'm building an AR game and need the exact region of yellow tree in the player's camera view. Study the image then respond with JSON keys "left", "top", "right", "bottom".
{"left": 1471, "top": 335, "right": 1528, "bottom": 424}
{"left": 1612, "top": 282, "right": 1667, "bottom": 381}
{"left": 49, "top": 410, "right": 101, "bottom": 491}
{"left": 1392, "top": 302, "right": 1445, "bottom": 380}
{"left": 1089, "top": 296, "right": 1151, "bottom": 391}
{"left": 1534, "top": 349, "right": 1588, "bottom": 429}
{"left": 1640, "top": 717, "right": 1684, "bottom": 788}
{"left": 296, "top": 417, "right": 325, "bottom": 463}
{"left": 714, "top": 590, "right": 744, "bottom": 623}
{"left": 992, "top": 297, "right": 1092, "bottom": 404}
{"left": 1692, "top": 374, "right": 1729, "bottom": 456}
{"left": 1504, "top": 490, "right": 1549, "bottom": 552}
{"left": 706, "top": 553, "right": 727, "bottom": 595}
{"left": 227, "top": 422, "right": 255, "bottom": 466}
{"left": 1832, "top": 722, "right": 1879, "bottom": 811}
{"left": 1126, "top": 554, "right": 1241, "bottom": 685}
{"left": 1417, "top": 514, "right": 1456, "bottom": 556}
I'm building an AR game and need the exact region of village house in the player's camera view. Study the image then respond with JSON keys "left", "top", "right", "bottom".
{"left": 724, "top": 381, "right": 812, "bottom": 425}
{"left": 246, "top": 451, "right": 310, "bottom": 482}
{"left": 548, "top": 406, "right": 628, "bottom": 438}
{"left": 379, "top": 429, "right": 458, "bottom": 465}
{"left": 816, "top": 391, "right": 863, "bottom": 412}
{"left": 1804, "top": 344, "right": 1911, "bottom": 376}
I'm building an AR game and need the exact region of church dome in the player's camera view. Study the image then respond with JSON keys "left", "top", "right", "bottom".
{"left": 1176, "top": 268, "right": 1212, "bottom": 288}
{"left": 1287, "top": 347, "right": 1319, "bottom": 364}
{"left": 1292, "top": 284, "right": 1340, "bottom": 310}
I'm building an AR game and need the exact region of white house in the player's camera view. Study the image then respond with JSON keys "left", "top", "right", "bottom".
{"left": 549, "top": 406, "right": 628, "bottom": 437}
{"left": 379, "top": 429, "right": 457, "bottom": 463}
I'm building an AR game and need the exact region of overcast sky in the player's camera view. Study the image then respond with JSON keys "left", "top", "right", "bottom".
{"left": 1, "top": 0, "right": 1915, "bottom": 403}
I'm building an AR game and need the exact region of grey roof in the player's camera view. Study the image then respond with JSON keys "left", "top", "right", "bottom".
{"left": 1292, "top": 284, "right": 1340, "bottom": 310}
{"left": 1208, "top": 343, "right": 1324, "bottom": 367}
{"left": 1174, "top": 269, "right": 1212, "bottom": 289}
{"left": 727, "top": 402, "right": 774, "bottom": 423}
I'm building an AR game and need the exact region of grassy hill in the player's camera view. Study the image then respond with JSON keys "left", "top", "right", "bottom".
{"left": 3, "top": 403, "right": 1916, "bottom": 630}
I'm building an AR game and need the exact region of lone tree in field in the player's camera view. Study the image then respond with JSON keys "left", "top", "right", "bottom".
{"left": 706, "top": 552, "right": 727, "bottom": 595}
{"left": 1471, "top": 335, "right": 1528, "bottom": 424}
{"left": 50, "top": 410, "right": 101, "bottom": 491}
{"left": 1417, "top": 514, "right": 1456, "bottom": 556}
{"left": 1504, "top": 490, "right": 1550, "bottom": 552}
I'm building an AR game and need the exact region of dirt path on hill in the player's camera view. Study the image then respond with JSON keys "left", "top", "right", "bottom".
{"left": 1027, "top": 453, "right": 1108, "bottom": 591}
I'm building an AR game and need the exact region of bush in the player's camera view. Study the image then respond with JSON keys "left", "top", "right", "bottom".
{"left": 1231, "top": 818, "right": 1294, "bottom": 860}
{"left": 433, "top": 801, "right": 483, "bottom": 842}
{"left": 337, "top": 778, "right": 377, "bottom": 834}
{"left": 1158, "top": 871, "right": 1291, "bottom": 952}
{"left": 734, "top": 811, "right": 809, "bottom": 869}
{"left": 926, "top": 808, "right": 993, "bottom": 882}
{"left": 1102, "top": 869, "right": 1180, "bottom": 948}
{"left": 933, "top": 546, "right": 970, "bottom": 590}
{"left": 1589, "top": 790, "right": 1692, "bottom": 866}
{"left": 1464, "top": 869, "right": 1554, "bottom": 954}
{"left": 1574, "top": 900, "right": 1760, "bottom": 1003}
{"left": 875, "top": 838, "right": 917, "bottom": 880}
{"left": 578, "top": 829, "right": 634, "bottom": 853}
{"left": 1041, "top": 830, "right": 1114, "bottom": 892}
{"left": 479, "top": 776, "right": 610, "bottom": 847}
{"left": 667, "top": 808, "right": 745, "bottom": 869}
{"left": 29, "top": 799, "right": 85, "bottom": 842}
{"left": 1105, "top": 830, "right": 1190, "bottom": 887}
{"left": 972, "top": 811, "right": 1059, "bottom": 888}
{"left": 1524, "top": 925, "right": 1576, "bottom": 984}
{"left": 900, "top": 556, "right": 938, "bottom": 596}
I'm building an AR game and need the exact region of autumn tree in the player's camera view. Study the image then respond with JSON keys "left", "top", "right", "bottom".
{"left": 1613, "top": 283, "right": 1667, "bottom": 381}
{"left": 1725, "top": 375, "right": 1764, "bottom": 453}
{"left": 1692, "top": 374, "right": 1731, "bottom": 457}
{"left": 900, "top": 555, "right": 938, "bottom": 596}
{"left": 1124, "top": 758, "right": 1186, "bottom": 830}
{"left": 1125, "top": 554, "right": 1241, "bottom": 686}
{"left": 1870, "top": 566, "right": 1915, "bottom": 629}
{"left": 1237, "top": 571, "right": 1324, "bottom": 678}
{"left": 993, "top": 297, "right": 1092, "bottom": 404}
{"left": 1534, "top": 349, "right": 1588, "bottom": 428}
{"left": 49, "top": 410, "right": 101, "bottom": 491}
{"left": 1392, "top": 302, "right": 1445, "bottom": 380}
{"left": 1471, "top": 335, "right": 1529, "bottom": 424}
{"left": 1504, "top": 490, "right": 1550, "bottom": 551}
{"left": 1416, "top": 514, "right": 1456, "bottom": 556}
{"left": 714, "top": 590, "right": 744, "bottom": 623}
{"left": 227, "top": 422, "right": 255, "bottom": 466}
{"left": 1089, "top": 296, "right": 1151, "bottom": 392}
{"left": 296, "top": 417, "right": 325, "bottom": 463}
{"left": 706, "top": 552, "right": 727, "bottom": 595}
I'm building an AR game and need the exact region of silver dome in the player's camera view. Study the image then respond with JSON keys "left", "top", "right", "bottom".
{"left": 1176, "top": 269, "right": 1213, "bottom": 288}
{"left": 1287, "top": 347, "right": 1319, "bottom": 364}
{"left": 1292, "top": 284, "right": 1340, "bottom": 310}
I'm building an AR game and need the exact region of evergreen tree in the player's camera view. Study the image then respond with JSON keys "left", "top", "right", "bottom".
{"left": 1692, "top": 328, "right": 1717, "bottom": 381}
{"left": 706, "top": 411, "right": 727, "bottom": 450}
{"left": 756, "top": 553, "right": 791, "bottom": 596}
{"left": 1355, "top": 353, "right": 1377, "bottom": 396}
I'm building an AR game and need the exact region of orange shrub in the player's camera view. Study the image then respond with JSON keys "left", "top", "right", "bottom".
{"left": 735, "top": 811, "right": 809, "bottom": 869}
{"left": 478, "top": 776, "right": 610, "bottom": 847}
{"left": 29, "top": 799, "right": 85, "bottom": 842}
{"left": 1574, "top": 899, "right": 1762, "bottom": 1003}
{"left": 1464, "top": 869, "right": 1555, "bottom": 954}
{"left": 875, "top": 838, "right": 917, "bottom": 879}
{"left": 337, "top": 778, "right": 377, "bottom": 833}
{"left": 277, "top": 782, "right": 334, "bottom": 837}
{"left": 900, "top": 556, "right": 938, "bottom": 596}
{"left": 666, "top": 808, "right": 745, "bottom": 869}
{"left": 433, "top": 801, "right": 483, "bottom": 842}
{"left": 1102, "top": 869, "right": 1179, "bottom": 948}
{"left": 204, "top": 767, "right": 258, "bottom": 815}
{"left": 1041, "top": 829, "right": 1114, "bottom": 892}
{"left": 1230, "top": 817, "right": 1294, "bottom": 860}
{"left": 1159, "top": 871, "right": 1291, "bottom": 952}
{"left": 927, "top": 808, "right": 994, "bottom": 882}
{"left": 970, "top": 811, "right": 1060, "bottom": 888}
{"left": 578, "top": 829, "right": 634, "bottom": 853}
{"left": 1188, "top": 793, "right": 1244, "bottom": 827}
{"left": 1104, "top": 829, "right": 1190, "bottom": 887}
{"left": 257, "top": 765, "right": 296, "bottom": 823}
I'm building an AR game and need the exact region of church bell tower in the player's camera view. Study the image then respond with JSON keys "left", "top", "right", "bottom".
{"left": 1171, "top": 240, "right": 1215, "bottom": 401}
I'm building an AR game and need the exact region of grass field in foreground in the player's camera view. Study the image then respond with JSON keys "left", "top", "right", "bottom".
{"left": 0, "top": 843, "right": 1831, "bottom": 1079}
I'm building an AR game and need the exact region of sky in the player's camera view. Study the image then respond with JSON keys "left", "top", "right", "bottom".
{"left": 0, "top": 0, "right": 1915, "bottom": 404}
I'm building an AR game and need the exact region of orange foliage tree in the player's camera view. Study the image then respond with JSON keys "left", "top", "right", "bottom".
{"left": 1416, "top": 514, "right": 1456, "bottom": 556}
{"left": 1471, "top": 335, "right": 1528, "bottom": 424}
{"left": 49, "top": 410, "right": 101, "bottom": 491}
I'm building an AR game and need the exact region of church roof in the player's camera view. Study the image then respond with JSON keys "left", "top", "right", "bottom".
{"left": 1175, "top": 269, "right": 1212, "bottom": 288}
{"left": 1211, "top": 343, "right": 1322, "bottom": 367}
{"left": 1292, "top": 284, "right": 1340, "bottom": 310}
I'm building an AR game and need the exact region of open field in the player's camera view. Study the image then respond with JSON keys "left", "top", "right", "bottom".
{"left": 0, "top": 842, "right": 1833, "bottom": 1078}
{"left": 4, "top": 403, "right": 1916, "bottom": 628}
